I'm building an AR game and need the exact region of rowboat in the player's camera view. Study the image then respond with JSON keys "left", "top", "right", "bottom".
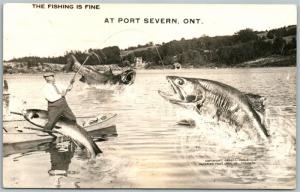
{"left": 3, "top": 113, "right": 117, "bottom": 157}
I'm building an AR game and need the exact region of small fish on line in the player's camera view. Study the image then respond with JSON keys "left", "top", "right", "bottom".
{"left": 64, "top": 54, "right": 136, "bottom": 86}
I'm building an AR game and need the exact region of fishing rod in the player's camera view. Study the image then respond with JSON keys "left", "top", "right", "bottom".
{"left": 64, "top": 51, "right": 100, "bottom": 96}
{"left": 64, "top": 54, "right": 91, "bottom": 94}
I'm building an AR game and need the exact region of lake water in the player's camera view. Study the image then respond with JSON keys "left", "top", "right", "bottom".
{"left": 3, "top": 67, "right": 296, "bottom": 188}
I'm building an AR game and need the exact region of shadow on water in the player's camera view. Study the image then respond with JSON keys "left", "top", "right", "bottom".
{"left": 43, "top": 139, "right": 127, "bottom": 188}
{"left": 32, "top": 141, "right": 81, "bottom": 188}
{"left": 47, "top": 141, "right": 76, "bottom": 177}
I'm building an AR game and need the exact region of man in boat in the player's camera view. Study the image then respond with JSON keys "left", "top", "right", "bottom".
{"left": 42, "top": 72, "right": 76, "bottom": 131}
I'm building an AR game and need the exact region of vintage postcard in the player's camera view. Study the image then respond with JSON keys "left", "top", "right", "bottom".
{"left": 3, "top": 3, "right": 296, "bottom": 189}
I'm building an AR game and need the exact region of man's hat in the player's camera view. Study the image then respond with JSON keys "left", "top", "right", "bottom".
{"left": 43, "top": 72, "right": 54, "bottom": 77}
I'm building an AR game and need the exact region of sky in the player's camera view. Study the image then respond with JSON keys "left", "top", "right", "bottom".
{"left": 4, "top": 3, "right": 297, "bottom": 60}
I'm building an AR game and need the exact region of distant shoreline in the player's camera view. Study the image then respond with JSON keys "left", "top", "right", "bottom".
{"left": 3, "top": 55, "right": 296, "bottom": 74}
{"left": 3, "top": 66, "right": 296, "bottom": 77}
{"left": 146, "top": 55, "right": 296, "bottom": 69}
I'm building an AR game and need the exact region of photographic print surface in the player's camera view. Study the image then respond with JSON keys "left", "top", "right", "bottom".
{"left": 3, "top": 3, "right": 296, "bottom": 189}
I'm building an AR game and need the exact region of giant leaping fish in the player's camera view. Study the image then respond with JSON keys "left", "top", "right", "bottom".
{"left": 64, "top": 55, "right": 136, "bottom": 85}
{"left": 158, "top": 76, "right": 270, "bottom": 141}
{"left": 23, "top": 109, "right": 102, "bottom": 158}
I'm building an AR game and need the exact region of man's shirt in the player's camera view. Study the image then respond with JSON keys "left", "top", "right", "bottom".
{"left": 42, "top": 83, "right": 65, "bottom": 102}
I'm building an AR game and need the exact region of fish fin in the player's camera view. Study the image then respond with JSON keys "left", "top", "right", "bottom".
{"left": 79, "top": 75, "right": 86, "bottom": 83}
{"left": 245, "top": 93, "right": 270, "bottom": 137}
{"left": 86, "top": 65, "right": 97, "bottom": 72}
{"left": 63, "top": 56, "right": 75, "bottom": 72}
{"left": 102, "top": 67, "right": 114, "bottom": 76}
{"left": 72, "top": 139, "right": 85, "bottom": 149}
{"left": 259, "top": 120, "right": 270, "bottom": 137}
{"left": 194, "top": 99, "right": 205, "bottom": 114}
{"left": 194, "top": 103, "right": 202, "bottom": 115}
{"left": 256, "top": 112, "right": 270, "bottom": 138}
{"left": 245, "top": 93, "right": 266, "bottom": 114}
{"left": 256, "top": 110, "right": 266, "bottom": 126}
{"left": 177, "top": 119, "right": 195, "bottom": 127}
{"left": 91, "top": 140, "right": 103, "bottom": 154}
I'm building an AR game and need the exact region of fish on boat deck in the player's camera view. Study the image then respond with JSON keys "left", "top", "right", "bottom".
{"left": 24, "top": 109, "right": 102, "bottom": 158}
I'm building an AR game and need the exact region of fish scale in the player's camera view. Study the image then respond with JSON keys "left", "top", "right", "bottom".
{"left": 158, "top": 76, "right": 270, "bottom": 140}
{"left": 202, "top": 82, "right": 248, "bottom": 122}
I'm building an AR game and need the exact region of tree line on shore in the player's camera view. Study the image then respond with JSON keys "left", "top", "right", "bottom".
{"left": 6, "top": 25, "right": 296, "bottom": 68}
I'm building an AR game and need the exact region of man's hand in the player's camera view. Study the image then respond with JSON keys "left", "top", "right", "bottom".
{"left": 66, "top": 79, "right": 74, "bottom": 93}
{"left": 62, "top": 78, "right": 75, "bottom": 97}
{"left": 61, "top": 90, "right": 67, "bottom": 96}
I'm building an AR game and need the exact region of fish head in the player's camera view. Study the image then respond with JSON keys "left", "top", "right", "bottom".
{"left": 158, "top": 76, "right": 205, "bottom": 108}
{"left": 24, "top": 109, "right": 49, "bottom": 127}
{"left": 120, "top": 69, "right": 136, "bottom": 85}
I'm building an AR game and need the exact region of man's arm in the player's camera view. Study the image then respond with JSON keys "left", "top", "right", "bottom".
{"left": 61, "top": 79, "right": 75, "bottom": 96}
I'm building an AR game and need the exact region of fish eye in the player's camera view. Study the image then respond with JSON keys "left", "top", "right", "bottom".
{"left": 175, "top": 78, "right": 184, "bottom": 85}
{"left": 31, "top": 113, "right": 39, "bottom": 119}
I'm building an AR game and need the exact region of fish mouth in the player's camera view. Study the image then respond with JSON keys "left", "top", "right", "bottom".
{"left": 120, "top": 69, "right": 136, "bottom": 85}
{"left": 24, "top": 109, "right": 40, "bottom": 121}
{"left": 158, "top": 77, "right": 185, "bottom": 104}
{"left": 23, "top": 109, "right": 49, "bottom": 129}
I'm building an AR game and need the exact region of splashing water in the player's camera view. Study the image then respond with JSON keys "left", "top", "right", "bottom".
{"left": 176, "top": 105, "right": 295, "bottom": 185}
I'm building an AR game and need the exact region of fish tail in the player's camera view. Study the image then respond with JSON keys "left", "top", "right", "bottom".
{"left": 255, "top": 117, "right": 270, "bottom": 138}
{"left": 258, "top": 117, "right": 270, "bottom": 138}
{"left": 252, "top": 109, "right": 270, "bottom": 138}
{"left": 91, "top": 140, "right": 103, "bottom": 154}
{"left": 260, "top": 123, "right": 270, "bottom": 137}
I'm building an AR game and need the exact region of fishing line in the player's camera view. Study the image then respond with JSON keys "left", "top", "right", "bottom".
{"left": 154, "top": 45, "right": 165, "bottom": 70}
{"left": 88, "top": 28, "right": 172, "bottom": 118}
{"left": 100, "top": 28, "right": 167, "bottom": 71}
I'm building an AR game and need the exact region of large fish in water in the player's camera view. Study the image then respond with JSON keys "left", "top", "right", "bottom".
{"left": 23, "top": 109, "right": 102, "bottom": 158}
{"left": 64, "top": 55, "right": 136, "bottom": 85}
{"left": 158, "top": 76, "right": 270, "bottom": 140}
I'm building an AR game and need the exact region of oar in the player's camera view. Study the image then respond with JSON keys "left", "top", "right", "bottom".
{"left": 11, "top": 110, "right": 95, "bottom": 119}
{"left": 23, "top": 127, "right": 59, "bottom": 139}
{"left": 24, "top": 127, "right": 59, "bottom": 134}
{"left": 10, "top": 111, "right": 24, "bottom": 116}
{"left": 3, "top": 119, "right": 27, "bottom": 122}
{"left": 24, "top": 127, "right": 105, "bottom": 144}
